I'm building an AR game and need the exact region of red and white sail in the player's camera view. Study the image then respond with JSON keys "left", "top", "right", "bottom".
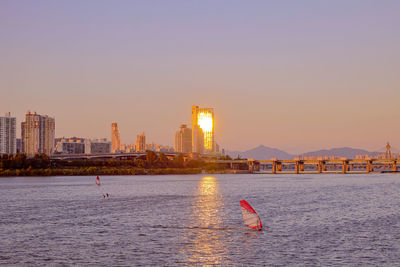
{"left": 240, "top": 200, "right": 262, "bottom": 230}
{"left": 95, "top": 176, "right": 101, "bottom": 187}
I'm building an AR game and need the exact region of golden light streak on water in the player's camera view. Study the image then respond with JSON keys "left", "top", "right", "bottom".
{"left": 183, "top": 176, "right": 228, "bottom": 265}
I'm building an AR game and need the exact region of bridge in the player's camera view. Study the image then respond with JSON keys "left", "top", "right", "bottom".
{"left": 49, "top": 153, "right": 400, "bottom": 174}
{"left": 249, "top": 159, "right": 399, "bottom": 174}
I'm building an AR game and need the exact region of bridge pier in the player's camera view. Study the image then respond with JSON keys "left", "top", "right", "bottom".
{"left": 318, "top": 161, "right": 326, "bottom": 173}
{"left": 248, "top": 159, "right": 259, "bottom": 173}
{"left": 392, "top": 160, "right": 397, "bottom": 172}
{"left": 342, "top": 160, "right": 348, "bottom": 174}
{"left": 272, "top": 161, "right": 277, "bottom": 174}
{"left": 277, "top": 162, "right": 282, "bottom": 172}
{"left": 295, "top": 160, "right": 304, "bottom": 174}
{"left": 367, "top": 160, "right": 372, "bottom": 173}
{"left": 299, "top": 161, "right": 304, "bottom": 172}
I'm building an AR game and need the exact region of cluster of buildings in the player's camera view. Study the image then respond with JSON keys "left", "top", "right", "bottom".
{"left": 54, "top": 137, "right": 111, "bottom": 155}
{"left": 0, "top": 111, "right": 114, "bottom": 156}
{"left": 295, "top": 155, "right": 346, "bottom": 161}
{"left": 111, "top": 124, "right": 173, "bottom": 153}
{"left": 109, "top": 106, "right": 218, "bottom": 155}
{"left": 0, "top": 111, "right": 55, "bottom": 156}
{"left": 0, "top": 105, "right": 216, "bottom": 157}
{"left": 174, "top": 106, "right": 218, "bottom": 154}
{"left": 355, "top": 153, "right": 400, "bottom": 160}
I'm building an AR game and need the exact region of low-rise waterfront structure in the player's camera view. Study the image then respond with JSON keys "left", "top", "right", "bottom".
{"left": 86, "top": 138, "right": 111, "bottom": 154}
{"left": 55, "top": 137, "right": 85, "bottom": 154}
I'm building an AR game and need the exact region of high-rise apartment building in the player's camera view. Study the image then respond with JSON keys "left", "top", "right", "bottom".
{"left": 43, "top": 116, "right": 55, "bottom": 155}
{"left": 192, "top": 106, "right": 215, "bottom": 154}
{"left": 21, "top": 112, "right": 55, "bottom": 156}
{"left": 21, "top": 122, "right": 25, "bottom": 153}
{"left": 174, "top": 124, "right": 192, "bottom": 153}
{"left": 0, "top": 112, "right": 16, "bottom": 155}
{"left": 111, "top": 123, "right": 120, "bottom": 153}
{"left": 136, "top": 132, "right": 146, "bottom": 152}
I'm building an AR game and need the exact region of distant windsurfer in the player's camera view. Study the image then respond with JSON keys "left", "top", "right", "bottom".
{"left": 95, "top": 176, "right": 101, "bottom": 186}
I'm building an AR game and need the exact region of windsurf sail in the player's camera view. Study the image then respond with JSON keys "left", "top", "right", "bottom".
{"left": 95, "top": 176, "right": 101, "bottom": 187}
{"left": 95, "top": 176, "right": 110, "bottom": 199}
{"left": 240, "top": 200, "right": 262, "bottom": 230}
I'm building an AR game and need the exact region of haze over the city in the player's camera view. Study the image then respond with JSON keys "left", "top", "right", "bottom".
{"left": 1, "top": 0, "right": 399, "bottom": 154}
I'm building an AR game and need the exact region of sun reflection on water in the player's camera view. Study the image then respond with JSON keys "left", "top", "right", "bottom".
{"left": 181, "top": 176, "right": 229, "bottom": 265}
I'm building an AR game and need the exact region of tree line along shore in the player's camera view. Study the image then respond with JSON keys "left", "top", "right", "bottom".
{"left": 0, "top": 152, "right": 242, "bottom": 177}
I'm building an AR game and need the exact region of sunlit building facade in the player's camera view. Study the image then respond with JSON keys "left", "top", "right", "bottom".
{"left": 111, "top": 123, "right": 120, "bottom": 153}
{"left": 22, "top": 111, "right": 55, "bottom": 156}
{"left": 136, "top": 132, "right": 146, "bottom": 152}
{"left": 43, "top": 116, "right": 55, "bottom": 155}
{"left": 174, "top": 124, "right": 192, "bottom": 153}
{"left": 192, "top": 106, "right": 215, "bottom": 154}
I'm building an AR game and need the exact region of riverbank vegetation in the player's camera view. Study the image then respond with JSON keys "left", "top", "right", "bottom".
{"left": 0, "top": 152, "right": 241, "bottom": 177}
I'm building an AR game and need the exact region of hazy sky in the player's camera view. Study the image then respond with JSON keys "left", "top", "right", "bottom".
{"left": 1, "top": 0, "right": 399, "bottom": 153}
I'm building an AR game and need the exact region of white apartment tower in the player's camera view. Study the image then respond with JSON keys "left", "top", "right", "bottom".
{"left": 0, "top": 112, "right": 16, "bottom": 154}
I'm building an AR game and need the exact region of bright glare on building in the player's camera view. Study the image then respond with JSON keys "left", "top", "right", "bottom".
{"left": 192, "top": 106, "right": 215, "bottom": 153}
{"left": 198, "top": 112, "right": 213, "bottom": 132}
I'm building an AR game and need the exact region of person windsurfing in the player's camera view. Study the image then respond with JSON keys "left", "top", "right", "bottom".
{"left": 240, "top": 200, "right": 262, "bottom": 230}
{"left": 96, "top": 176, "right": 110, "bottom": 199}
{"left": 95, "top": 176, "right": 101, "bottom": 187}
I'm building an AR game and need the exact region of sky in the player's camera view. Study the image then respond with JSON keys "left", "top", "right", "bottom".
{"left": 1, "top": 0, "right": 399, "bottom": 154}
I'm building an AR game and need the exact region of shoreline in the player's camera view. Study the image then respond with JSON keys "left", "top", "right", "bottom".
{"left": 0, "top": 168, "right": 251, "bottom": 177}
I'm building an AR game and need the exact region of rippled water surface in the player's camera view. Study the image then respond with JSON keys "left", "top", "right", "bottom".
{"left": 1, "top": 174, "right": 400, "bottom": 266}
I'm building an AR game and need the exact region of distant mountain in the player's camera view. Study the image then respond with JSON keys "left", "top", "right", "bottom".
{"left": 226, "top": 145, "right": 294, "bottom": 160}
{"left": 225, "top": 145, "right": 382, "bottom": 160}
{"left": 301, "top": 147, "right": 381, "bottom": 159}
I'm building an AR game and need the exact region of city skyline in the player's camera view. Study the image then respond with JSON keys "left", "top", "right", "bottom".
{"left": 4, "top": 108, "right": 399, "bottom": 156}
{"left": 1, "top": 1, "right": 399, "bottom": 153}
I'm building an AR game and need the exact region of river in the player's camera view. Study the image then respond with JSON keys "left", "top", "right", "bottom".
{"left": 1, "top": 173, "right": 400, "bottom": 266}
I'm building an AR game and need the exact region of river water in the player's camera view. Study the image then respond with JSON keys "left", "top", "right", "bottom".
{"left": 1, "top": 174, "right": 400, "bottom": 266}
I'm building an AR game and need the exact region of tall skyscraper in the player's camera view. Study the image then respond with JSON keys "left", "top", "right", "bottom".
{"left": 43, "top": 116, "right": 55, "bottom": 155}
{"left": 111, "top": 123, "right": 120, "bottom": 153}
{"left": 0, "top": 112, "right": 16, "bottom": 155}
{"left": 136, "top": 132, "right": 146, "bottom": 152}
{"left": 192, "top": 106, "right": 215, "bottom": 154}
{"left": 174, "top": 124, "right": 192, "bottom": 153}
{"left": 21, "top": 122, "right": 25, "bottom": 153}
{"left": 22, "top": 112, "right": 55, "bottom": 156}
